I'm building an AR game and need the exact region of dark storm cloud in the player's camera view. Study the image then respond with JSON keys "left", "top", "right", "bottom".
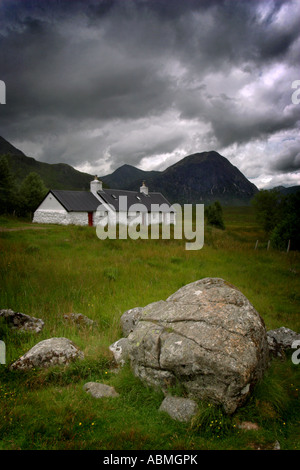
{"left": 271, "top": 145, "right": 300, "bottom": 173}
{"left": 0, "top": 0, "right": 299, "bottom": 186}
{"left": 1, "top": 1, "right": 175, "bottom": 127}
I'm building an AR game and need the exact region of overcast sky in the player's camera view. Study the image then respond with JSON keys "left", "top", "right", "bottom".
{"left": 0, "top": 0, "right": 299, "bottom": 188}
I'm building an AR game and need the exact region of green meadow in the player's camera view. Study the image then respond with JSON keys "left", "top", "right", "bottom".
{"left": 0, "top": 206, "right": 299, "bottom": 450}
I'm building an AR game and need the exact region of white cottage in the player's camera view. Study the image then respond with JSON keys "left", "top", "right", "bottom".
{"left": 33, "top": 177, "right": 175, "bottom": 227}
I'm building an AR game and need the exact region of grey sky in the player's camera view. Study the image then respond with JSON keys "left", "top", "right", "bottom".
{"left": 0, "top": 0, "right": 299, "bottom": 188}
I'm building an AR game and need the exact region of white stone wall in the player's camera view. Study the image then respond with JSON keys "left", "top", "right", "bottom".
{"left": 33, "top": 210, "right": 89, "bottom": 225}
{"left": 33, "top": 210, "right": 68, "bottom": 225}
{"left": 69, "top": 212, "right": 89, "bottom": 226}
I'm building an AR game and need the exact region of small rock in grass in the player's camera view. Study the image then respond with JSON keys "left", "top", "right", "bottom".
{"left": 236, "top": 421, "right": 260, "bottom": 431}
{"left": 0, "top": 308, "right": 44, "bottom": 333}
{"left": 83, "top": 382, "right": 119, "bottom": 398}
{"left": 63, "top": 312, "right": 97, "bottom": 327}
{"left": 159, "top": 396, "right": 198, "bottom": 422}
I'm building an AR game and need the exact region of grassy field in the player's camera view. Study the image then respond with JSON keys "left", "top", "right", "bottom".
{"left": 0, "top": 206, "right": 299, "bottom": 451}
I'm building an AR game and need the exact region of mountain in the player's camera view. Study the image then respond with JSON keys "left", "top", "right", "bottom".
{"left": 1, "top": 136, "right": 258, "bottom": 205}
{"left": 125, "top": 151, "right": 258, "bottom": 205}
{"left": 271, "top": 185, "right": 300, "bottom": 195}
{"left": 0, "top": 136, "right": 94, "bottom": 191}
{"left": 101, "top": 164, "right": 160, "bottom": 190}
{"left": 0, "top": 135, "right": 26, "bottom": 157}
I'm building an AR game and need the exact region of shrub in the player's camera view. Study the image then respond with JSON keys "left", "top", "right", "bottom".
{"left": 270, "top": 193, "right": 300, "bottom": 251}
{"left": 205, "top": 201, "right": 225, "bottom": 230}
{"left": 251, "top": 189, "right": 283, "bottom": 234}
{"left": 252, "top": 190, "right": 300, "bottom": 251}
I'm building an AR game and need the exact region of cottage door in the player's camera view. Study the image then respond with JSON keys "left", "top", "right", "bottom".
{"left": 88, "top": 212, "right": 93, "bottom": 226}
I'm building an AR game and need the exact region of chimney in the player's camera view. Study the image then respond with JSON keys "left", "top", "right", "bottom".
{"left": 140, "top": 181, "right": 148, "bottom": 195}
{"left": 90, "top": 175, "right": 103, "bottom": 193}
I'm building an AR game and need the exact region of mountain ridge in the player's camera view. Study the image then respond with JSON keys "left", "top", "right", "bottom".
{"left": 0, "top": 136, "right": 94, "bottom": 191}
{"left": 121, "top": 151, "right": 258, "bottom": 205}
{"left": 101, "top": 163, "right": 160, "bottom": 190}
{"left": 1, "top": 135, "right": 259, "bottom": 205}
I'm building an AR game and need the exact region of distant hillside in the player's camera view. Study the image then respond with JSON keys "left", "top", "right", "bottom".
{"left": 1, "top": 136, "right": 259, "bottom": 205}
{"left": 0, "top": 136, "right": 94, "bottom": 190}
{"left": 271, "top": 185, "right": 300, "bottom": 195}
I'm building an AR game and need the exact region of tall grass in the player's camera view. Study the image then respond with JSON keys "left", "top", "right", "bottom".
{"left": 0, "top": 208, "right": 299, "bottom": 450}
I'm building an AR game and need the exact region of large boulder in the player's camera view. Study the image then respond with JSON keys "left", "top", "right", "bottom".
{"left": 10, "top": 337, "right": 84, "bottom": 370}
{"left": 109, "top": 338, "right": 130, "bottom": 366}
{"left": 120, "top": 307, "right": 144, "bottom": 337}
{"left": 123, "top": 278, "right": 269, "bottom": 414}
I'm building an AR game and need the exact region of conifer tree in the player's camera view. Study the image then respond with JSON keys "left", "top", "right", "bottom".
{"left": 0, "top": 155, "right": 16, "bottom": 214}
{"left": 18, "top": 172, "right": 47, "bottom": 217}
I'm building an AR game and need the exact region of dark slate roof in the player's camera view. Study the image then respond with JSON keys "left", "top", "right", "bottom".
{"left": 47, "top": 188, "right": 173, "bottom": 213}
{"left": 51, "top": 190, "right": 100, "bottom": 212}
{"left": 98, "top": 189, "right": 173, "bottom": 212}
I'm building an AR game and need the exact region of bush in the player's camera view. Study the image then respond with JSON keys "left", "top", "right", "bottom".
{"left": 0, "top": 155, "right": 18, "bottom": 214}
{"left": 252, "top": 190, "right": 300, "bottom": 251}
{"left": 252, "top": 189, "right": 283, "bottom": 234}
{"left": 205, "top": 201, "right": 225, "bottom": 230}
{"left": 271, "top": 212, "right": 300, "bottom": 251}
{"left": 18, "top": 172, "right": 47, "bottom": 217}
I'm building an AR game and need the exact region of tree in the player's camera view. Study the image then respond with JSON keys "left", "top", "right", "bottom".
{"left": 251, "top": 189, "right": 284, "bottom": 234}
{"left": 18, "top": 172, "right": 47, "bottom": 217}
{"left": 252, "top": 189, "right": 300, "bottom": 251}
{"left": 270, "top": 192, "right": 300, "bottom": 251}
{"left": 205, "top": 201, "right": 225, "bottom": 230}
{"left": 0, "top": 155, "right": 17, "bottom": 214}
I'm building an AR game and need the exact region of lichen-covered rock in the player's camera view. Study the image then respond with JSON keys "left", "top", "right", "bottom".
{"left": 159, "top": 396, "right": 198, "bottom": 422}
{"left": 109, "top": 338, "right": 130, "bottom": 366}
{"left": 267, "top": 327, "right": 300, "bottom": 357}
{"left": 63, "top": 312, "right": 97, "bottom": 327}
{"left": 120, "top": 307, "right": 145, "bottom": 337}
{"left": 0, "top": 309, "right": 44, "bottom": 333}
{"left": 83, "top": 382, "right": 119, "bottom": 398}
{"left": 126, "top": 278, "right": 269, "bottom": 414}
{"left": 10, "top": 337, "right": 84, "bottom": 370}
